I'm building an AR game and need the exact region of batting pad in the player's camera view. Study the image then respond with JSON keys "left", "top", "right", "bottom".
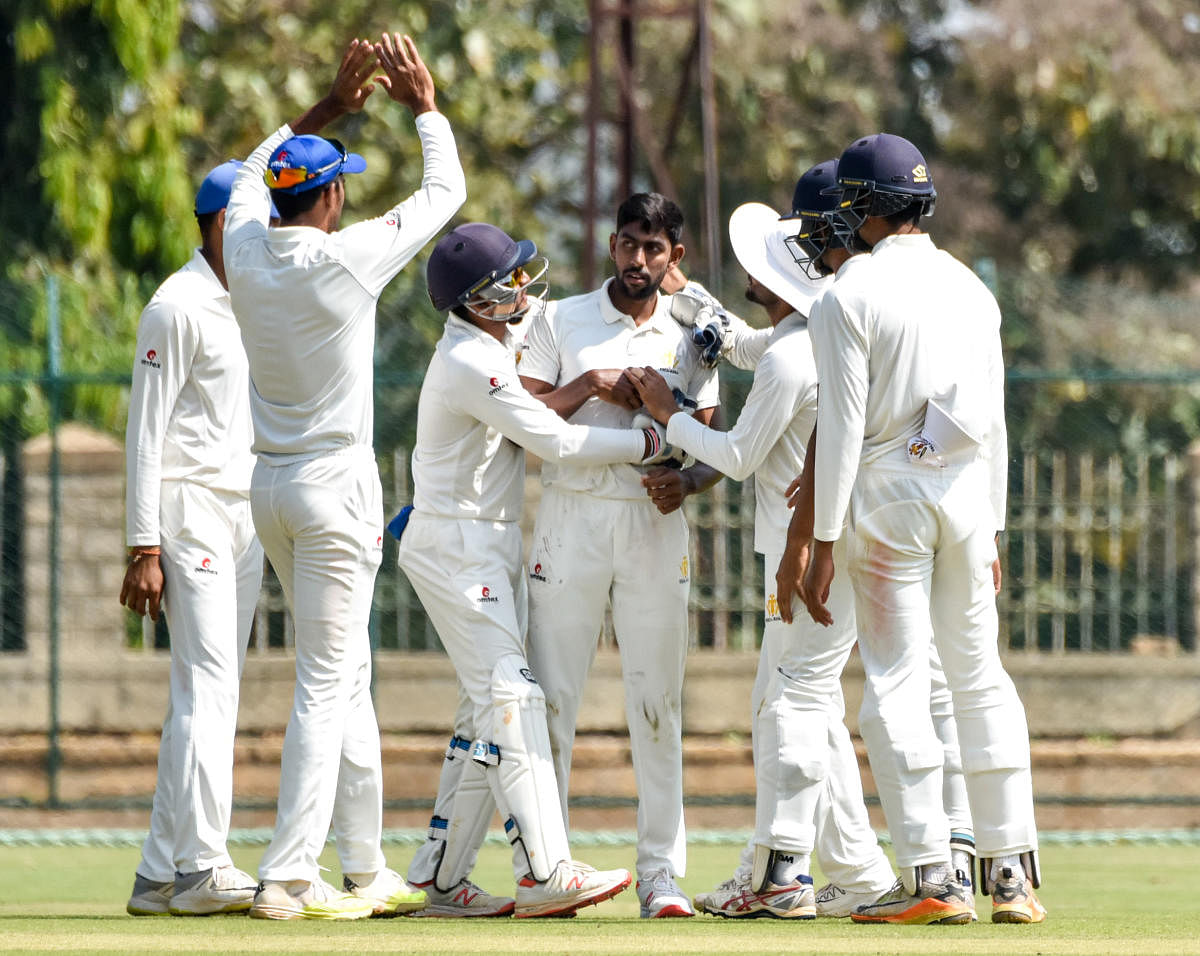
{"left": 488, "top": 655, "right": 570, "bottom": 881}
{"left": 435, "top": 755, "right": 496, "bottom": 892}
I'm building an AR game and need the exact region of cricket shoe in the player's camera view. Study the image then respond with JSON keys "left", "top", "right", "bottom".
{"left": 126, "top": 874, "right": 173, "bottom": 916}
{"left": 701, "top": 874, "right": 815, "bottom": 919}
{"left": 990, "top": 868, "right": 1047, "bottom": 924}
{"left": 343, "top": 868, "right": 428, "bottom": 916}
{"left": 637, "top": 868, "right": 694, "bottom": 918}
{"left": 693, "top": 858, "right": 752, "bottom": 912}
{"left": 850, "top": 875, "right": 974, "bottom": 925}
{"left": 406, "top": 878, "right": 515, "bottom": 917}
{"left": 513, "top": 859, "right": 632, "bottom": 918}
{"left": 169, "top": 865, "right": 257, "bottom": 915}
{"left": 249, "top": 877, "right": 375, "bottom": 920}
{"left": 815, "top": 881, "right": 896, "bottom": 918}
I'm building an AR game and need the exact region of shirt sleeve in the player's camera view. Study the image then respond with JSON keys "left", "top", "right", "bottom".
{"left": 720, "top": 311, "right": 773, "bottom": 371}
{"left": 688, "top": 356, "right": 721, "bottom": 412}
{"left": 665, "top": 349, "right": 812, "bottom": 481}
{"left": 452, "top": 350, "right": 644, "bottom": 465}
{"left": 810, "top": 291, "right": 869, "bottom": 542}
{"left": 336, "top": 111, "right": 466, "bottom": 297}
{"left": 224, "top": 125, "right": 290, "bottom": 265}
{"left": 514, "top": 297, "right": 562, "bottom": 386}
{"left": 124, "top": 297, "right": 197, "bottom": 546}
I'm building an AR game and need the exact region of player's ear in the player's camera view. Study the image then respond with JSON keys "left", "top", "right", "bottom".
{"left": 608, "top": 232, "right": 618, "bottom": 261}
{"left": 669, "top": 243, "right": 686, "bottom": 269}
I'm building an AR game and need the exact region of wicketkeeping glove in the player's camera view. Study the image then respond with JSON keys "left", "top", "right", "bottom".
{"left": 669, "top": 280, "right": 730, "bottom": 369}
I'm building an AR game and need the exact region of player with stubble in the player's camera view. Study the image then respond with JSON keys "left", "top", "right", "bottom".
{"left": 518, "top": 193, "right": 722, "bottom": 919}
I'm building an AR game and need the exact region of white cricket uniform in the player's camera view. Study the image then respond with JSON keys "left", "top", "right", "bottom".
{"left": 665, "top": 312, "right": 892, "bottom": 894}
{"left": 810, "top": 232, "right": 1035, "bottom": 872}
{"left": 223, "top": 112, "right": 465, "bottom": 884}
{"left": 125, "top": 249, "right": 263, "bottom": 881}
{"left": 519, "top": 281, "right": 720, "bottom": 879}
{"left": 406, "top": 308, "right": 543, "bottom": 888}
{"left": 397, "top": 314, "right": 647, "bottom": 881}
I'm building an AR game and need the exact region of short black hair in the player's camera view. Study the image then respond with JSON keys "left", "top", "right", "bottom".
{"left": 195, "top": 210, "right": 220, "bottom": 237}
{"left": 615, "top": 192, "right": 684, "bottom": 246}
{"left": 881, "top": 199, "right": 927, "bottom": 231}
{"left": 271, "top": 182, "right": 329, "bottom": 221}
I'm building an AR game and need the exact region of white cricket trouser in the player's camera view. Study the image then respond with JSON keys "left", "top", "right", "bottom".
{"left": 251, "top": 447, "right": 386, "bottom": 883}
{"left": 138, "top": 483, "right": 262, "bottom": 881}
{"left": 397, "top": 512, "right": 570, "bottom": 880}
{"left": 930, "top": 643, "right": 971, "bottom": 832}
{"left": 849, "top": 460, "right": 1037, "bottom": 870}
{"left": 752, "top": 546, "right": 892, "bottom": 893}
{"left": 526, "top": 486, "right": 690, "bottom": 879}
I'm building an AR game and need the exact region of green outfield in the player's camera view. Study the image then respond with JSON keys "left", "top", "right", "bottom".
{"left": 0, "top": 839, "right": 1197, "bottom": 955}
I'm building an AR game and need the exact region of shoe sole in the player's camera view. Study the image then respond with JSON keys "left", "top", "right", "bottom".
{"left": 168, "top": 900, "right": 253, "bottom": 916}
{"left": 126, "top": 905, "right": 170, "bottom": 917}
{"left": 407, "top": 900, "right": 516, "bottom": 918}
{"left": 640, "top": 902, "right": 695, "bottom": 918}
{"left": 992, "top": 905, "right": 1046, "bottom": 924}
{"left": 514, "top": 874, "right": 632, "bottom": 918}
{"left": 249, "top": 903, "right": 375, "bottom": 921}
{"left": 852, "top": 898, "right": 975, "bottom": 925}
{"left": 368, "top": 896, "right": 429, "bottom": 918}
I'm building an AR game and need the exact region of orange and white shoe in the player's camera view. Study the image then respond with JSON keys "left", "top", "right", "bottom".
{"left": 990, "top": 868, "right": 1047, "bottom": 924}
{"left": 514, "top": 860, "right": 631, "bottom": 918}
{"left": 850, "top": 875, "right": 974, "bottom": 925}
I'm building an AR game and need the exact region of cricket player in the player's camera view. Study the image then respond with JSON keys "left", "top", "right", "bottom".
{"left": 801, "top": 133, "right": 1045, "bottom": 924}
{"left": 397, "top": 221, "right": 677, "bottom": 917}
{"left": 222, "top": 34, "right": 464, "bottom": 920}
{"left": 121, "top": 161, "right": 266, "bottom": 917}
{"left": 519, "top": 193, "right": 722, "bottom": 919}
{"left": 627, "top": 163, "right": 895, "bottom": 920}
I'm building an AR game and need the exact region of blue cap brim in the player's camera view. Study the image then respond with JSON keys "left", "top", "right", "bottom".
{"left": 343, "top": 153, "right": 367, "bottom": 175}
{"left": 513, "top": 239, "right": 538, "bottom": 270}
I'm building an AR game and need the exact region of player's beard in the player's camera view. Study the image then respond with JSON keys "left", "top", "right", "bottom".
{"left": 615, "top": 267, "right": 662, "bottom": 300}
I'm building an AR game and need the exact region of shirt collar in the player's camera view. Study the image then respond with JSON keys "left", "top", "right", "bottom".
{"left": 446, "top": 313, "right": 517, "bottom": 355}
{"left": 871, "top": 232, "right": 935, "bottom": 255}
{"left": 183, "top": 248, "right": 230, "bottom": 301}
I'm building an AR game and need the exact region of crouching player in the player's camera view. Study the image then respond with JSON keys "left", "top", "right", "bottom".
{"left": 397, "top": 222, "right": 675, "bottom": 917}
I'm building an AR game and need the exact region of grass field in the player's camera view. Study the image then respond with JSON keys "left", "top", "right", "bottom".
{"left": 1, "top": 839, "right": 1197, "bottom": 955}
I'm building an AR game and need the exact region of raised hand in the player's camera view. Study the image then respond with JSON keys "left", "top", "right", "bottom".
{"left": 328, "top": 37, "right": 380, "bottom": 113}
{"left": 375, "top": 33, "right": 437, "bottom": 115}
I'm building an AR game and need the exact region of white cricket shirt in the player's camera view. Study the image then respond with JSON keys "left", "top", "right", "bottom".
{"left": 809, "top": 233, "right": 1008, "bottom": 542}
{"left": 666, "top": 313, "right": 817, "bottom": 554}
{"left": 125, "top": 250, "right": 255, "bottom": 546}
{"left": 411, "top": 315, "right": 645, "bottom": 521}
{"left": 223, "top": 112, "right": 465, "bottom": 462}
{"left": 519, "top": 279, "right": 721, "bottom": 499}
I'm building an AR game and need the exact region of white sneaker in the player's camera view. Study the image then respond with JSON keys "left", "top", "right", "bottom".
{"left": 126, "top": 874, "right": 173, "bottom": 916}
{"left": 815, "top": 881, "right": 896, "bottom": 918}
{"left": 343, "top": 868, "right": 428, "bottom": 916}
{"left": 407, "top": 878, "right": 515, "bottom": 918}
{"left": 637, "top": 869, "right": 694, "bottom": 918}
{"left": 514, "top": 860, "right": 632, "bottom": 918}
{"left": 249, "top": 877, "right": 376, "bottom": 921}
{"left": 169, "top": 865, "right": 257, "bottom": 915}
{"left": 700, "top": 874, "right": 816, "bottom": 919}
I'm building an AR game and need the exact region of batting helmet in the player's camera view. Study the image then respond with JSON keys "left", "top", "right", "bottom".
{"left": 826, "top": 133, "right": 936, "bottom": 242}
{"left": 780, "top": 159, "right": 842, "bottom": 280}
{"left": 427, "top": 223, "right": 547, "bottom": 322}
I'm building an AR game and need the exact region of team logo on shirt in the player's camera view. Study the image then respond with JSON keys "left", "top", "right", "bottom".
{"left": 765, "top": 592, "right": 782, "bottom": 623}
{"left": 194, "top": 555, "right": 218, "bottom": 575}
{"left": 659, "top": 348, "right": 680, "bottom": 370}
{"left": 488, "top": 377, "right": 507, "bottom": 396}
{"left": 679, "top": 556, "right": 689, "bottom": 583}
{"left": 140, "top": 349, "right": 161, "bottom": 369}
{"left": 476, "top": 585, "right": 500, "bottom": 604}
{"left": 529, "top": 561, "right": 547, "bottom": 583}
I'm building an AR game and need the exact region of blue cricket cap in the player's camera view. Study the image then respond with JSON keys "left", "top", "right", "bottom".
{"left": 195, "top": 160, "right": 279, "bottom": 218}
{"left": 266, "top": 135, "right": 367, "bottom": 195}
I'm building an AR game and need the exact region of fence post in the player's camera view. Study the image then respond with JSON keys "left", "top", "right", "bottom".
{"left": 1188, "top": 441, "right": 1200, "bottom": 648}
{"left": 45, "top": 275, "right": 62, "bottom": 807}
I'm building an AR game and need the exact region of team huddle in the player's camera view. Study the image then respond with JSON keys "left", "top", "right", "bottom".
{"left": 119, "top": 33, "right": 1045, "bottom": 926}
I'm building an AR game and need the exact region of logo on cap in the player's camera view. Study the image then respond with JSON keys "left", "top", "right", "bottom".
{"left": 912, "top": 164, "right": 929, "bottom": 183}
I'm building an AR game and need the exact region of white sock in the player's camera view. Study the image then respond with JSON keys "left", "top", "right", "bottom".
{"left": 989, "top": 855, "right": 1024, "bottom": 882}
{"left": 768, "top": 850, "right": 810, "bottom": 886}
